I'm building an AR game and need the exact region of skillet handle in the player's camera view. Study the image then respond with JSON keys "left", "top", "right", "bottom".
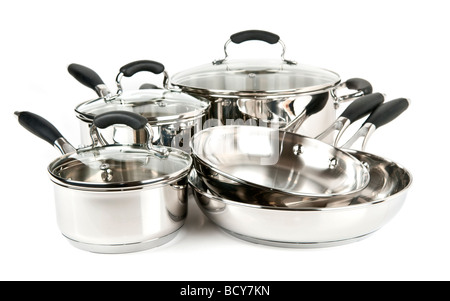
{"left": 363, "top": 97, "right": 410, "bottom": 128}
{"left": 68, "top": 63, "right": 110, "bottom": 98}
{"left": 14, "top": 111, "right": 76, "bottom": 154}
{"left": 340, "top": 92, "right": 385, "bottom": 122}
{"left": 340, "top": 98, "right": 410, "bottom": 150}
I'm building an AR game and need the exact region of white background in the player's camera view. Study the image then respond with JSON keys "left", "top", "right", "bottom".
{"left": 1, "top": 0, "right": 449, "bottom": 281}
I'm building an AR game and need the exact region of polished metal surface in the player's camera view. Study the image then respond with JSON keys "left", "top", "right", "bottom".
{"left": 315, "top": 116, "right": 351, "bottom": 147}
{"left": 48, "top": 145, "right": 192, "bottom": 191}
{"left": 94, "top": 84, "right": 111, "bottom": 98}
{"left": 75, "top": 81, "right": 209, "bottom": 150}
{"left": 54, "top": 137, "right": 77, "bottom": 154}
{"left": 64, "top": 231, "right": 180, "bottom": 254}
{"left": 340, "top": 123, "right": 376, "bottom": 150}
{"left": 189, "top": 146, "right": 411, "bottom": 247}
{"left": 213, "top": 38, "right": 296, "bottom": 66}
{"left": 191, "top": 125, "right": 370, "bottom": 205}
{"left": 54, "top": 175, "right": 188, "bottom": 253}
{"left": 172, "top": 57, "right": 369, "bottom": 139}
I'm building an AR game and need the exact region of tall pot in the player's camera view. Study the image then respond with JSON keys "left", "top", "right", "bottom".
{"left": 171, "top": 30, "right": 373, "bottom": 139}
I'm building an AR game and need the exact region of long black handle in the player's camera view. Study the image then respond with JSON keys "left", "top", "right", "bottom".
{"left": 119, "top": 60, "right": 165, "bottom": 77}
{"left": 345, "top": 78, "right": 373, "bottom": 96}
{"left": 230, "top": 30, "right": 280, "bottom": 44}
{"left": 340, "top": 92, "right": 384, "bottom": 122}
{"left": 364, "top": 98, "right": 410, "bottom": 128}
{"left": 93, "top": 111, "right": 148, "bottom": 130}
{"left": 15, "top": 111, "right": 64, "bottom": 146}
{"left": 68, "top": 63, "right": 105, "bottom": 92}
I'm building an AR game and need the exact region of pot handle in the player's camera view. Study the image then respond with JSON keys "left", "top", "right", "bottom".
{"left": 213, "top": 30, "right": 296, "bottom": 65}
{"left": 68, "top": 63, "right": 111, "bottom": 98}
{"left": 282, "top": 93, "right": 329, "bottom": 133}
{"left": 93, "top": 111, "right": 148, "bottom": 130}
{"left": 14, "top": 111, "right": 76, "bottom": 154}
{"left": 340, "top": 97, "right": 410, "bottom": 150}
{"left": 332, "top": 78, "right": 373, "bottom": 106}
{"left": 91, "top": 111, "right": 169, "bottom": 156}
{"left": 116, "top": 60, "right": 169, "bottom": 93}
{"left": 230, "top": 30, "right": 280, "bottom": 44}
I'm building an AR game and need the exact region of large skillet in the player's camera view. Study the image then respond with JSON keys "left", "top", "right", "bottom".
{"left": 189, "top": 98, "right": 411, "bottom": 247}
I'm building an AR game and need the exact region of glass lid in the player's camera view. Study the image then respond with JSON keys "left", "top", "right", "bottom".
{"left": 75, "top": 60, "right": 209, "bottom": 124}
{"left": 75, "top": 88, "right": 209, "bottom": 124}
{"left": 171, "top": 59, "right": 341, "bottom": 95}
{"left": 49, "top": 144, "right": 192, "bottom": 191}
{"left": 171, "top": 30, "right": 341, "bottom": 96}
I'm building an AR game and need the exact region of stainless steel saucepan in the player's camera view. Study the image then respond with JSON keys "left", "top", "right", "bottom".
{"left": 189, "top": 97, "right": 411, "bottom": 248}
{"left": 15, "top": 110, "right": 192, "bottom": 253}
{"left": 191, "top": 93, "right": 385, "bottom": 206}
{"left": 68, "top": 60, "right": 210, "bottom": 152}
{"left": 171, "top": 30, "right": 373, "bottom": 140}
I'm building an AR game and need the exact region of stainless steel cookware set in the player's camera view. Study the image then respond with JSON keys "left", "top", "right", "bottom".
{"left": 15, "top": 30, "right": 412, "bottom": 253}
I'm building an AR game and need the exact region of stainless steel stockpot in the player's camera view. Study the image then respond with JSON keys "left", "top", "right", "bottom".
{"left": 16, "top": 110, "right": 192, "bottom": 253}
{"left": 171, "top": 30, "right": 373, "bottom": 140}
{"left": 189, "top": 97, "right": 411, "bottom": 248}
{"left": 69, "top": 60, "right": 210, "bottom": 152}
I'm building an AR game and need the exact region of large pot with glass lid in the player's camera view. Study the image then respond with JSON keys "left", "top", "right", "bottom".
{"left": 69, "top": 60, "right": 209, "bottom": 153}
{"left": 171, "top": 30, "right": 373, "bottom": 139}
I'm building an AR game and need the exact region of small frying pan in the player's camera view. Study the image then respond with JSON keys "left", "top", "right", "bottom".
{"left": 191, "top": 93, "right": 384, "bottom": 205}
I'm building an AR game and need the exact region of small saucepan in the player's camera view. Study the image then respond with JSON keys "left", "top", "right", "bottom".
{"left": 15, "top": 110, "right": 192, "bottom": 253}
{"left": 69, "top": 60, "right": 210, "bottom": 152}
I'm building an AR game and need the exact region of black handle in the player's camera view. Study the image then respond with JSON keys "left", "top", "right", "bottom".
{"left": 340, "top": 92, "right": 384, "bottom": 122}
{"left": 15, "top": 111, "right": 64, "bottom": 146}
{"left": 364, "top": 98, "right": 410, "bottom": 128}
{"left": 93, "top": 111, "right": 148, "bottom": 130}
{"left": 345, "top": 78, "right": 373, "bottom": 96}
{"left": 305, "top": 94, "right": 329, "bottom": 116}
{"left": 139, "top": 83, "right": 160, "bottom": 90}
{"left": 68, "top": 63, "right": 105, "bottom": 91}
{"left": 230, "top": 30, "right": 280, "bottom": 45}
{"left": 119, "top": 60, "right": 165, "bottom": 77}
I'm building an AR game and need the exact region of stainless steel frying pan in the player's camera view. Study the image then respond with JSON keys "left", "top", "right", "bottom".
{"left": 191, "top": 93, "right": 384, "bottom": 205}
{"left": 189, "top": 98, "right": 411, "bottom": 247}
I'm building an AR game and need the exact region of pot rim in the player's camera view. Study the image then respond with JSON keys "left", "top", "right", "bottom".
{"left": 74, "top": 89, "right": 210, "bottom": 125}
{"left": 47, "top": 145, "right": 193, "bottom": 192}
{"left": 172, "top": 79, "right": 341, "bottom": 98}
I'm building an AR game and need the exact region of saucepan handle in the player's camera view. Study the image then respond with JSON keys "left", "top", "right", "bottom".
{"left": 214, "top": 30, "right": 296, "bottom": 65}
{"left": 90, "top": 111, "right": 148, "bottom": 146}
{"left": 68, "top": 63, "right": 111, "bottom": 98}
{"left": 14, "top": 111, "right": 76, "bottom": 154}
{"left": 116, "top": 60, "right": 169, "bottom": 93}
{"left": 93, "top": 111, "right": 148, "bottom": 130}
